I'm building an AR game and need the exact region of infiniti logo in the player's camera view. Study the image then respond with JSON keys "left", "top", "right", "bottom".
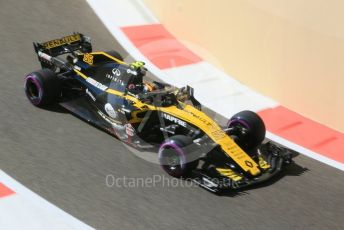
{"left": 112, "top": 68, "right": 121, "bottom": 76}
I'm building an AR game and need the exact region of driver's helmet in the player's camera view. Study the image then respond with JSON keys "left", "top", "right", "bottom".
{"left": 127, "top": 61, "right": 146, "bottom": 92}
{"left": 127, "top": 61, "right": 163, "bottom": 93}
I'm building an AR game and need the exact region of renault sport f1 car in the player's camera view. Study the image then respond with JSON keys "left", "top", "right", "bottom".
{"left": 24, "top": 33, "right": 297, "bottom": 193}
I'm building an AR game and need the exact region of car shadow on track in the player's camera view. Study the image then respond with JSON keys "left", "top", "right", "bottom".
{"left": 218, "top": 162, "right": 309, "bottom": 197}
{"left": 42, "top": 103, "right": 68, "bottom": 113}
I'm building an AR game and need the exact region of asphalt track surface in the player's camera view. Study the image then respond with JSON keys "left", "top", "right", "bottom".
{"left": 0, "top": 1, "right": 343, "bottom": 229}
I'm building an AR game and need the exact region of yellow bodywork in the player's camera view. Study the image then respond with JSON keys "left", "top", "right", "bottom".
{"left": 73, "top": 52, "right": 262, "bottom": 176}
{"left": 159, "top": 105, "right": 261, "bottom": 176}
{"left": 258, "top": 155, "right": 270, "bottom": 170}
{"left": 216, "top": 168, "right": 243, "bottom": 181}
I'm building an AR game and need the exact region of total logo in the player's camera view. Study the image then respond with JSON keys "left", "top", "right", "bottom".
{"left": 104, "top": 103, "right": 118, "bottom": 119}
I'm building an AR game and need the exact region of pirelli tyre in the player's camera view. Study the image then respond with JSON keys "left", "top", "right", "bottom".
{"left": 105, "top": 50, "right": 124, "bottom": 61}
{"left": 227, "top": 110, "right": 266, "bottom": 151}
{"left": 24, "top": 69, "right": 60, "bottom": 107}
{"left": 158, "top": 135, "right": 199, "bottom": 178}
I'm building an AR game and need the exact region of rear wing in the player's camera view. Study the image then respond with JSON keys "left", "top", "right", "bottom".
{"left": 33, "top": 33, "right": 92, "bottom": 70}
{"left": 33, "top": 33, "right": 92, "bottom": 57}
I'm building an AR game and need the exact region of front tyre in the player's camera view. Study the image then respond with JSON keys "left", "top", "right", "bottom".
{"left": 227, "top": 110, "right": 266, "bottom": 151}
{"left": 24, "top": 69, "right": 60, "bottom": 107}
{"left": 158, "top": 135, "right": 199, "bottom": 178}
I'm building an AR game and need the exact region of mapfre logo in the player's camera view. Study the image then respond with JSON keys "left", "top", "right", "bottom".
{"left": 162, "top": 113, "right": 187, "bottom": 127}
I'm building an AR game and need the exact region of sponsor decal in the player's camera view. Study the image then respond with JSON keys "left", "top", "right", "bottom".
{"left": 162, "top": 113, "right": 187, "bottom": 127}
{"left": 127, "top": 68, "right": 137, "bottom": 75}
{"left": 125, "top": 124, "right": 135, "bottom": 136}
{"left": 245, "top": 160, "right": 253, "bottom": 168}
{"left": 112, "top": 68, "right": 121, "bottom": 76}
{"left": 105, "top": 68, "right": 125, "bottom": 85}
{"left": 184, "top": 109, "right": 212, "bottom": 126}
{"left": 74, "top": 65, "right": 81, "bottom": 71}
{"left": 211, "top": 130, "right": 226, "bottom": 140}
{"left": 104, "top": 103, "right": 118, "bottom": 119}
{"left": 83, "top": 53, "right": 94, "bottom": 65}
{"left": 86, "top": 77, "right": 108, "bottom": 91}
{"left": 42, "top": 34, "right": 81, "bottom": 49}
{"left": 85, "top": 88, "right": 96, "bottom": 101}
{"left": 38, "top": 51, "right": 52, "bottom": 62}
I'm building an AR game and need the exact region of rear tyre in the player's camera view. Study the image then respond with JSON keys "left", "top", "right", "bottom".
{"left": 158, "top": 135, "right": 199, "bottom": 178}
{"left": 24, "top": 69, "right": 60, "bottom": 107}
{"left": 227, "top": 110, "right": 266, "bottom": 151}
{"left": 105, "top": 50, "right": 124, "bottom": 61}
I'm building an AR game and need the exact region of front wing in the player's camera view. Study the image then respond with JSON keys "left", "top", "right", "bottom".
{"left": 191, "top": 143, "right": 298, "bottom": 193}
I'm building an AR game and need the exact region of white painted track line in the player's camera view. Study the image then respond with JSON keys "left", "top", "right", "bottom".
{"left": 0, "top": 170, "right": 94, "bottom": 230}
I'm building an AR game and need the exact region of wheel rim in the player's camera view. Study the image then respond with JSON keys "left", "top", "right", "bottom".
{"left": 228, "top": 118, "right": 250, "bottom": 130}
{"left": 165, "top": 148, "right": 181, "bottom": 171}
{"left": 25, "top": 76, "right": 43, "bottom": 105}
{"left": 228, "top": 119, "right": 251, "bottom": 150}
{"left": 159, "top": 143, "right": 186, "bottom": 177}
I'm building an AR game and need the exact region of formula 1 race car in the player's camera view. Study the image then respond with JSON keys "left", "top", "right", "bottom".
{"left": 25, "top": 34, "right": 297, "bottom": 193}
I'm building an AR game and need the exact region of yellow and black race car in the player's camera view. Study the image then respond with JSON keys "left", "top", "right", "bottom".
{"left": 25, "top": 34, "right": 297, "bottom": 193}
